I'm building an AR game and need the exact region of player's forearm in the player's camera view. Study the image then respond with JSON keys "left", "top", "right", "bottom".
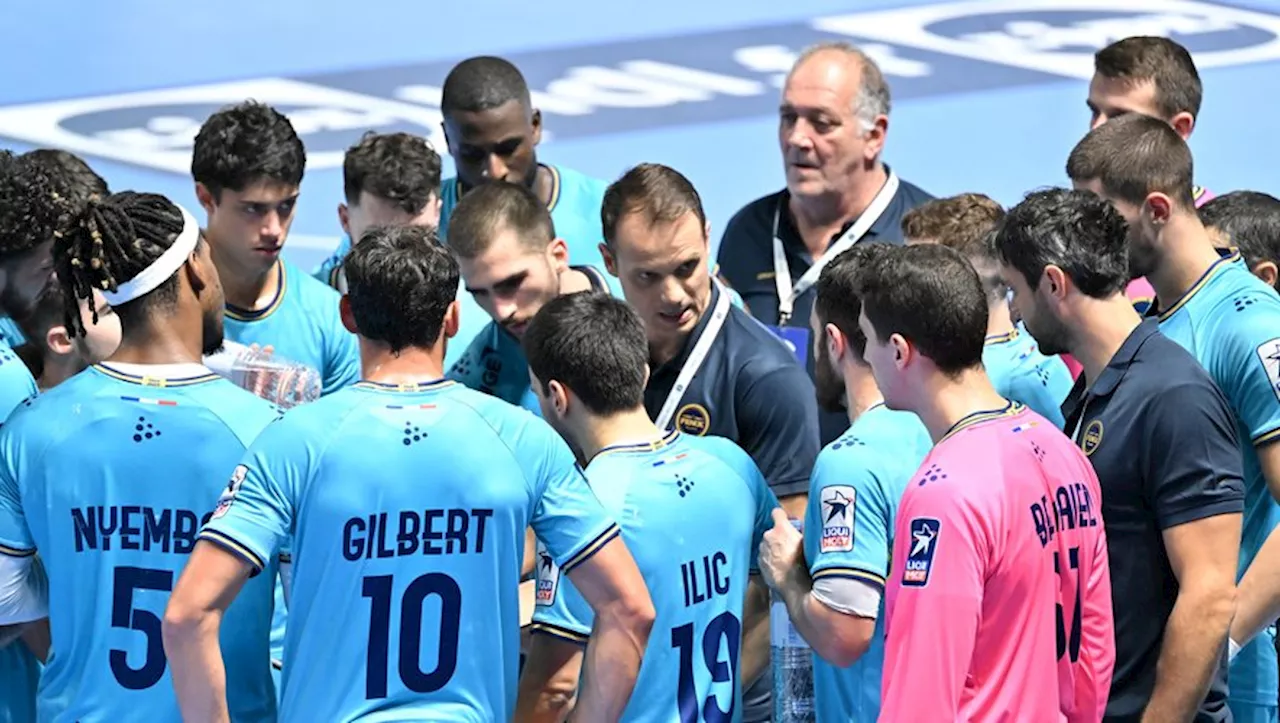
{"left": 1142, "top": 581, "right": 1236, "bottom": 723}
{"left": 739, "top": 578, "right": 771, "bottom": 685}
{"left": 162, "top": 608, "right": 232, "bottom": 723}
{"left": 569, "top": 604, "right": 653, "bottom": 723}
{"left": 1231, "top": 527, "right": 1280, "bottom": 648}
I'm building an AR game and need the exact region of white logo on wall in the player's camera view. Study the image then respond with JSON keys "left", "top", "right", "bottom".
{"left": 0, "top": 78, "right": 448, "bottom": 175}
{"left": 815, "top": 0, "right": 1280, "bottom": 79}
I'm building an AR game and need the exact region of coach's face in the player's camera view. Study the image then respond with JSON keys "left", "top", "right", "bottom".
{"left": 1074, "top": 177, "right": 1158, "bottom": 280}
{"left": 780, "top": 52, "right": 884, "bottom": 201}
{"left": 444, "top": 101, "right": 541, "bottom": 192}
{"left": 602, "top": 210, "right": 711, "bottom": 360}
{"left": 1001, "top": 262, "right": 1070, "bottom": 357}
{"left": 458, "top": 230, "right": 566, "bottom": 340}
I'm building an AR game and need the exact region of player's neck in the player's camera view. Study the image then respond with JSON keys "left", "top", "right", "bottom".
{"left": 358, "top": 341, "right": 446, "bottom": 385}
{"left": 789, "top": 163, "right": 888, "bottom": 258}
{"left": 217, "top": 255, "right": 281, "bottom": 311}
{"left": 576, "top": 409, "right": 665, "bottom": 463}
{"left": 109, "top": 314, "right": 207, "bottom": 367}
{"left": 913, "top": 368, "right": 1008, "bottom": 445}
{"left": 1147, "top": 216, "right": 1224, "bottom": 311}
{"left": 842, "top": 366, "right": 884, "bottom": 425}
{"left": 39, "top": 355, "right": 83, "bottom": 391}
{"left": 986, "top": 300, "right": 1016, "bottom": 338}
{"left": 558, "top": 267, "right": 592, "bottom": 295}
{"left": 1070, "top": 296, "right": 1142, "bottom": 390}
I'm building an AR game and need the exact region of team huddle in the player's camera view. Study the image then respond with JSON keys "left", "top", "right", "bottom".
{"left": 0, "top": 29, "right": 1279, "bottom": 723}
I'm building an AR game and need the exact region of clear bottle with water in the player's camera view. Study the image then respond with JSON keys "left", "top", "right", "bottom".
{"left": 773, "top": 517, "right": 815, "bottom": 722}
{"left": 205, "top": 341, "right": 322, "bottom": 409}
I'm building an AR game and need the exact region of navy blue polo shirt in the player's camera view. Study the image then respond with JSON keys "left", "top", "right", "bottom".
{"left": 715, "top": 169, "right": 933, "bottom": 445}
{"left": 1061, "top": 319, "right": 1244, "bottom": 723}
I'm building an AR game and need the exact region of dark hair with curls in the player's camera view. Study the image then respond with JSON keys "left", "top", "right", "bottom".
{"left": 53, "top": 192, "right": 188, "bottom": 338}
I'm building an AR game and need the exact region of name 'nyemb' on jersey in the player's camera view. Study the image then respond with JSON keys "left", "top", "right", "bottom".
{"left": 71, "top": 505, "right": 211, "bottom": 554}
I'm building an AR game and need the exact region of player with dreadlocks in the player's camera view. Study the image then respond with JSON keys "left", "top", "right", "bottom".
{"left": 0, "top": 191, "right": 282, "bottom": 721}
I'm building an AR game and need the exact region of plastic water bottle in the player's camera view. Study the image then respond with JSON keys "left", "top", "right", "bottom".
{"left": 773, "top": 518, "right": 815, "bottom": 722}
{"left": 205, "top": 341, "right": 322, "bottom": 409}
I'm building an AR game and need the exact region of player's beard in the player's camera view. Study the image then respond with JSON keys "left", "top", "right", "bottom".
{"left": 201, "top": 309, "right": 226, "bottom": 357}
{"left": 1023, "top": 302, "right": 1072, "bottom": 358}
{"left": 1127, "top": 226, "right": 1159, "bottom": 280}
{"left": 813, "top": 340, "right": 846, "bottom": 414}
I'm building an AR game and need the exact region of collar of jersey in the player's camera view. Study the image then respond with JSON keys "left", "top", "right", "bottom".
{"left": 984, "top": 327, "right": 1019, "bottom": 346}
{"left": 225, "top": 261, "right": 287, "bottom": 322}
{"left": 94, "top": 362, "right": 221, "bottom": 387}
{"left": 354, "top": 378, "right": 455, "bottom": 393}
{"left": 594, "top": 428, "right": 680, "bottom": 459}
{"left": 938, "top": 400, "right": 1024, "bottom": 444}
{"left": 1156, "top": 249, "right": 1241, "bottom": 321}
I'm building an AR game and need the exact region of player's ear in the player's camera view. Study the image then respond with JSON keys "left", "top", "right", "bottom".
{"left": 1254, "top": 261, "right": 1279, "bottom": 290}
{"left": 640, "top": 363, "right": 651, "bottom": 388}
{"left": 1144, "top": 192, "right": 1172, "bottom": 224}
{"left": 824, "top": 322, "right": 845, "bottom": 360}
{"left": 1170, "top": 111, "right": 1195, "bottom": 141}
{"left": 338, "top": 203, "right": 351, "bottom": 239}
{"left": 889, "top": 332, "right": 910, "bottom": 369}
{"left": 548, "top": 379, "right": 570, "bottom": 418}
{"left": 338, "top": 295, "right": 358, "bottom": 335}
{"left": 547, "top": 238, "right": 570, "bottom": 269}
{"left": 442, "top": 300, "right": 460, "bottom": 340}
{"left": 427, "top": 194, "right": 443, "bottom": 228}
{"left": 863, "top": 114, "right": 889, "bottom": 161}
{"left": 599, "top": 242, "right": 618, "bottom": 277}
{"left": 530, "top": 108, "right": 543, "bottom": 146}
{"left": 46, "top": 325, "right": 74, "bottom": 357}
{"left": 1043, "top": 265, "right": 1070, "bottom": 302}
{"left": 194, "top": 183, "right": 217, "bottom": 216}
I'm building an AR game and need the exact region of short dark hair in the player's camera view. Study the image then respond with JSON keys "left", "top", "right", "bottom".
{"left": 344, "top": 225, "right": 458, "bottom": 353}
{"left": 601, "top": 163, "right": 707, "bottom": 248}
{"left": 1199, "top": 191, "right": 1280, "bottom": 270}
{"left": 1066, "top": 113, "right": 1195, "bottom": 209}
{"left": 54, "top": 192, "right": 189, "bottom": 338}
{"left": 814, "top": 242, "right": 891, "bottom": 360}
{"left": 523, "top": 291, "right": 647, "bottom": 416}
{"left": 1094, "top": 36, "right": 1202, "bottom": 121}
{"left": 441, "top": 56, "right": 532, "bottom": 115}
{"left": 446, "top": 181, "right": 554, "bottom": 259}
{"left": 343, "top": 132, "right": 442, "bottom": 215}
{"left": 992, "top": 188, "right": 1130, "bottom": 300}
{"left": 0, "top": 150, "right": 110, "bottom": 261}
{"left": 852, "top": 244, "right": 987, "bottom": 375}
{"left": 22, "top": 149, "right": 109, "bottom": 200}
{"left": 191, "top": 101, "right": 306, "bottom": 198}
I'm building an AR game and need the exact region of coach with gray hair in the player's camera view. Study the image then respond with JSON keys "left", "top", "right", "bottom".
{"left": 715, "top": 41, "right": 933, "bottom": 446}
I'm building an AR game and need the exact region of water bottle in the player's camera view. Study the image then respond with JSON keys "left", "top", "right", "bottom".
{"left": 205, "top": 341, "right": 322, "bottom": 409}
{"left": 773, "top": 518, "right": 815, "bottom": 722}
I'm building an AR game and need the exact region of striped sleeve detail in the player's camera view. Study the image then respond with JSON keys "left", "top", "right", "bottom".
{"left": 198, "top": 529, "right": 266, "bottom": 576}
{"left": 812, "top": 566, "right": 886, "bottom": 593}
{"left": 0, "top": 542, "right": 35, "bottom": 558}
{"left": 560, "top": 524, "right": 621, "bottom": 575}
{"left": 1254, "top": 426, "right": 1280, "bottom": 446}
{"left": 529, "top": 622, "right": 590, "bottom": 646}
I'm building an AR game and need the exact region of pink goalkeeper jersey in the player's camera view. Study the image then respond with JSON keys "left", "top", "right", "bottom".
{"left": 880, "top": 403, "right": 1114, "bottom": 723}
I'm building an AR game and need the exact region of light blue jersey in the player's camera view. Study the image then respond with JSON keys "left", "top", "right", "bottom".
{"left": 199, "top": 378, "right": 619, "bottom": 722}
{"left": 311, "top": 241, "right": 348, "bottom": 290}
{"left": 439, "top": 165, "right": 617, "bottom": 369}
{"left": 0, "top": 317, "right": 25, "bottom": 348}
{"left": 803, "top": 404, "right": 931, "bottom": 723}
{"left": 983, "top": 327, "right": 1072, "bottom": 429}
{"left": 0, "top": 342, "right": 39, "bottom": 723}
{"left": 1156, "top": 252, "right": 1280, "bottom": 712}
{"left": 0, "top": 363, "right": 281, "bottom": 723}
{"left": 224, "top": 259, "right": 360, "bottom": 397}
{"left": 532, "top": 430, "right": 777, "bottom": 722}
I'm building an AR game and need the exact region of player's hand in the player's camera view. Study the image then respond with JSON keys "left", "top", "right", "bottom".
{"left": 758, "top": 507, "right": 804, "bottom": 593}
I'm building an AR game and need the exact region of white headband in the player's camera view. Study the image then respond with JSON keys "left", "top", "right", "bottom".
{"left": 101, "top": 204, "right": 200, "bottom": 306}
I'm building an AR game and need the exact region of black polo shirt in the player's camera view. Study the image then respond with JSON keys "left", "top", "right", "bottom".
{"left": 1061, "top": 319, "right": 1244, "bottom": 722}
{"left": 715, "top": 169, "right": 933, "bottom": 445}
{"left": 644, "top": 282, "right": 821, "bottom": 499}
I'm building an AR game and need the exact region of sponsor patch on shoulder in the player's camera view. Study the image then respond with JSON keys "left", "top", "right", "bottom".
{"left": 903, "top": 517, "right": 940, "bottom": 587}
{"left": 1255, "top": 338, "right": 1280, "bottom": 403}
{"left": 820, "top": 485, "right": 855, "bottom": 553}
{"left": 210, "top": 465, "right": 247, "bottom": 520}
{"left": 535, "top": 539, "right": 561, "bottom": 606}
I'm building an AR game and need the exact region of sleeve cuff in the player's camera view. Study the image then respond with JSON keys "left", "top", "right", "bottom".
{"left": 811, "top": 565, "right": 886, "bottom": 594}
{"left": 529, "top": 622, "right": 590, "bottom": 646}
{"left": 1158, "top": 499, "right": 1246, "bottom": 531}
{"left": 198, "top": 529, "right": 266, "bottom": 577}
{"left": 559, "top": 524, "right": 620, "bottom": 575}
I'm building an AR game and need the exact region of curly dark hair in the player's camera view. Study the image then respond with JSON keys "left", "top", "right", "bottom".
{"left": 191, "top": 101, "right": 305, "bottom": 198}
{"left": 0, "top": 150, "right": 109, "bottom": 260}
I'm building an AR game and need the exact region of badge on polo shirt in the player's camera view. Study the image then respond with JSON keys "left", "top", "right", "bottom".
{"left": 767, "top": 326, "right": 809, "bottom": 367}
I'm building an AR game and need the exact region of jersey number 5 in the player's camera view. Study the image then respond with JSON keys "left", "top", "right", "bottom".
{"left": 1055, "top": 546, "right": 1082, "bottom": 663}
{"left": 670, "top": 611, "right": 741, "bottom": 723}
{"left": 362, "top": 573, "right": 462, "bottom": 700}
{"left": 110, "top": 566, "right": 175, "bottom": 690}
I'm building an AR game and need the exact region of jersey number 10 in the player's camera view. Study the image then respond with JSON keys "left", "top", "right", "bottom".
{"left": 362, "top": 573, "right": 462, "bottom": 699}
